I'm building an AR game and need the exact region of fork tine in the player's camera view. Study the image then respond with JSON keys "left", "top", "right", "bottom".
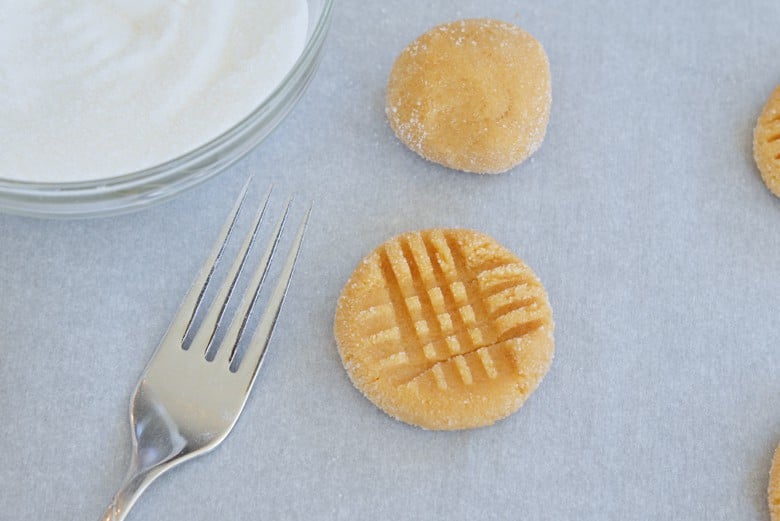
{"left": 234, "top": 204, "right": 311, "bottom": 384}
{"left": 190, "top": 186, "right": 273, "bottom": 355}
{"left": 166, "top": 177, "right": 253, "bottom": 344}
{"left": 213, "top": 197, "right": 292, "bottom": 366}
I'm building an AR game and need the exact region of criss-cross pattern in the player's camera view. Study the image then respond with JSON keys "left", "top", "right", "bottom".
{"left": 357, "top": 229, "right": 549, "bottom": 391}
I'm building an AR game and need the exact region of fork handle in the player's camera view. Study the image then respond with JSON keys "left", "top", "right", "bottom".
{"left": 100, "top": 470, "right": 159, "bottom": 521}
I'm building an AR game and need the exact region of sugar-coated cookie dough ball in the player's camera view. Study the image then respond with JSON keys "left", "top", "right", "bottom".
{"left": 334, "top": 228, "right": 554, "bottom": 430}
{"left": 386, "top": 19, "right": 551, "bottom": 174}
{"left": 754, "top": 85, "right": 780, "bottom": 197}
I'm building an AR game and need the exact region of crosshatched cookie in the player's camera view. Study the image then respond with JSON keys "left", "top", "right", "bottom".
{"left": 754, "top": 85, "right": 780, "bottom": 197}
{"left": 385, "top": 19, "right": 551, "bottom": 174}
{"left": 770, "top": 443, "right": 780, "bottom": 520}
{"left": 334, "top": 229, "right": 554, "bottom": 430}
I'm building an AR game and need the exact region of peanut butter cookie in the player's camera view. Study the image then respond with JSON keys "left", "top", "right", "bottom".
{"left": 754, "top": 85, "right": 780, "bottom": 197}
{"left": 334, "top": 229, "right": 554, "bottom": 430}
{"left": 385, "top": 19, "right": 551, "bottom": 174}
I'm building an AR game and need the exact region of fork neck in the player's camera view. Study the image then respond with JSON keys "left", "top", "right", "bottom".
{"left": 99, "top": 459, "right": 166, "bottom": 521}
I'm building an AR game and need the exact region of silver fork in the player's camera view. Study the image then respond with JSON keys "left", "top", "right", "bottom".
{"left": 100, "top": 181, "right": 310, "bottom": 521}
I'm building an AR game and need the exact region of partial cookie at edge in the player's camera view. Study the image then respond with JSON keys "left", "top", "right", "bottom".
{"left": 754, "top": 85, "right": 780, "bottom": 197}
{"left": 770, "top": 443, "right": 780, "bottom": 521}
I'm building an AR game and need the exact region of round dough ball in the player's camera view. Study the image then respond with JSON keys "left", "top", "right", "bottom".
{"left": 385, "top": 19, "right": 551, "bottom": 174}
{"left": 334, "top": 228, "right": 554, "bottom": 430}
{"left": 754, "top": 85, "right": 780, "bottom": 197}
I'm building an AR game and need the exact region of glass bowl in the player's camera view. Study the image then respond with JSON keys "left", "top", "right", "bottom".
{"left": 0, "top": 0, "right": 334, "bottom": 219}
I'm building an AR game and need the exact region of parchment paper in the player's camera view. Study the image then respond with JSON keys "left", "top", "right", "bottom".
{"left": 1, "top": 1, "right": 779, "bottom": 519}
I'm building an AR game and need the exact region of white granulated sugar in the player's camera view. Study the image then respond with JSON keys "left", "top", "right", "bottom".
{"left": 0, "top": 0, "right": 308, "bottom": 182}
